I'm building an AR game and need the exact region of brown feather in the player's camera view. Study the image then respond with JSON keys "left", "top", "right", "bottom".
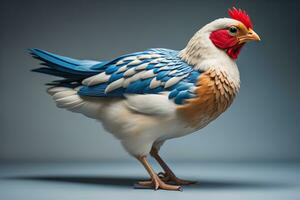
{"left": 177, "top": 69, "right": 238, "bottom": 128}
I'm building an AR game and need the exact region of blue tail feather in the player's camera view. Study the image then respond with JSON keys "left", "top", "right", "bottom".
{"left": 30, "top": 48, "right": 103, "bottom": 87}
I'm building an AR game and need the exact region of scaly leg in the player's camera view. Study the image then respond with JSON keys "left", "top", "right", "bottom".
{"left": 150, "top": 147, "right": 196, "bottom": 185}
{"left": 135, "top": 155, "right": 181, "bottom": 191}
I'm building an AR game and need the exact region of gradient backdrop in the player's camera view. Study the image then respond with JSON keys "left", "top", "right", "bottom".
{"left": 0, "top": 0, "right": 299, "bottom": 162}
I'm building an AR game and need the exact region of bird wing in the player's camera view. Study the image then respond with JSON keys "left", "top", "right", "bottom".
{"left": 79, "top": 48, "right": 202, "bottom": 105}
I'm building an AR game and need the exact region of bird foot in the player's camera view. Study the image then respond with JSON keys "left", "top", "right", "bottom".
{"left": 134, "top": 176, "right": 182, "bottom": 191}
{"left": 157, "top": 172, "right": 197, "bottom": 185}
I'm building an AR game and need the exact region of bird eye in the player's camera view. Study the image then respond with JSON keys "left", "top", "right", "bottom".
{"left": 229, "top": 26, "right": 238, "bottom": 35}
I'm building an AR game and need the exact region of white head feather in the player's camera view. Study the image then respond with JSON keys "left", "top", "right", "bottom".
{"left": 179, "top": 18, "right": 241, "bottom": 88}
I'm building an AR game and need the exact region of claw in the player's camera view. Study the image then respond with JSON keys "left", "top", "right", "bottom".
{"left": 158, "top": 172, "right": 196, "bottom": 185}
{"left": 135, "top": 177, "right": 181, "bottom": 191}
{"left": 149, "top": 147, "right": 197, "bottom": 186}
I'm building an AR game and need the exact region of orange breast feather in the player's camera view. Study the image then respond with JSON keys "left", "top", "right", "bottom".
{"left": 177, "top": 69, "right": 239, "bottom": 128}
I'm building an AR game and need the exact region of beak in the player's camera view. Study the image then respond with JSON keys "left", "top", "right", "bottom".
{"left": 238, "top": 29, "right": 261, "bottom": 43}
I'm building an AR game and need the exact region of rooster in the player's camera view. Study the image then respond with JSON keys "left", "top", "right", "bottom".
{"left": 30, "top": 7, "right": 260, "bottom": 191}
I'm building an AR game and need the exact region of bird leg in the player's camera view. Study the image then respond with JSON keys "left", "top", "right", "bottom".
{"left": 150, "top": 147, "right": 197, "bottom": 185}
{"left": 135, "top": 155, "right": 181, "bottom": 191}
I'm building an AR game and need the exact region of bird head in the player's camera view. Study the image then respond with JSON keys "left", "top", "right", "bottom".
{"left": 181, "top": 7, "right": 260, "bottom": 63}
{"left": 209, "top": 7, "right": 260, "bottom": 59}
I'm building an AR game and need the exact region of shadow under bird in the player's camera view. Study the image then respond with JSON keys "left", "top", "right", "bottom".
{"left": 30, "top": 7, "right": 260, "bottom": 191}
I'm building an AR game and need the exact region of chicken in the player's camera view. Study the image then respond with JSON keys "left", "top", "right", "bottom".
{"left": 30, "top": 7, "right": 260, "bottom": 191}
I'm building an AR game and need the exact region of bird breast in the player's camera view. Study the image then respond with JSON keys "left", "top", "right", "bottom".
{"left": 176, "top": 69, "right": 239, "bottom": 128}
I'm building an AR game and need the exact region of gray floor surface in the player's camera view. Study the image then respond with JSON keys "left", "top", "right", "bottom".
{"left": 0, "top": 161, "right": 299, "bottom": 200}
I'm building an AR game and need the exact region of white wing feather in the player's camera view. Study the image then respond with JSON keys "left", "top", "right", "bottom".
{"left": 125, "top": 94, "right": 176, "bottom": 116}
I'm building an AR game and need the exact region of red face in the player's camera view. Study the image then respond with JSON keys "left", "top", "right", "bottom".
{"left": 209, "top": 23, "right": 260, "bottom": 59}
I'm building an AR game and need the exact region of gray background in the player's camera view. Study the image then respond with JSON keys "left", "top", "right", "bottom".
{"left": 0, "top": 0, "right": 299, "bottom": 163}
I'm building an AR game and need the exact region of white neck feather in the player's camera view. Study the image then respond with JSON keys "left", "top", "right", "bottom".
{"left": 179, "top": 18, "right": 240, "bottom": 88}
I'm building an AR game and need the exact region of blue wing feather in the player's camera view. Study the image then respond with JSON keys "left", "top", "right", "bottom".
{"left": 30, "top": 48, "right": 201, "bottom": 104}
{"left": 78, "top": 48, "right": 202, "bottom": 105}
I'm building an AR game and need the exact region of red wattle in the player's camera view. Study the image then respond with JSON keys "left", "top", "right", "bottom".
{"left": 226, "top": 44, "right": 244, "bottom": 60}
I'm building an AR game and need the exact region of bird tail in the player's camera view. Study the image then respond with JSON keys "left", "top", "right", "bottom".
{"left": 30, "top": 48, "right": 107, "bottom": 118}
{"left": 30, "top": 48, "right": 103, "bottom": 88}
{"left": 46, "top": 87, "right": 103, "bottom": 119}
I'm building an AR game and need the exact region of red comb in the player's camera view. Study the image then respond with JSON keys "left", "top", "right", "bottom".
{"left": 228, "top": 7, "right": 253, "bottom": 29}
